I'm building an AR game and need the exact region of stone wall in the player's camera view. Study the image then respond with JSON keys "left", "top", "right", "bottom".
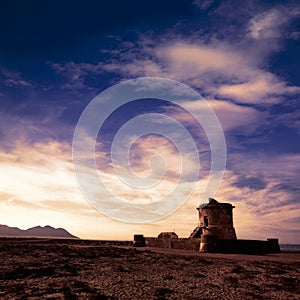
{"left": 144, "top": 236, "right": 280, "bottom": 254}
{"left": 145, "top": 237, "right": 200, "bottom": 251}
{"left": 171, "top": 238, "right": 201, "bottom": 251}
{"left": 213, "top": 238, "right": 281, "bottom": 254}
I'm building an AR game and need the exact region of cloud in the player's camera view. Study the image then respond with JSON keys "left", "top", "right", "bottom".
{"left": 75, "top": 36, "right": 299, "bottom": 106}
{"left": 286, "top": 31, "right": 300, "bottom": 40}
{"left": 157, "top": 43, "right": 247, "bottom": 78}
{"left": 233, "top": 175, "right": 267, "bottom": 191}
{"left": 193, "top": 0, "right": 215, "bottom": 11}
{"left": 48, "top": 3, "right": 300, "bottom": 106}
{"left": 248, "top": 7, "right": 300, "bottom": 40}
{"left": 49, "top": 61, "right": 103, "bottom": 90}
{"left": 229, "top": 152, "right": 300, "bottom": 184}
{"left": 0, "top": 141, "right": 78, "bottom": 205}
{"left": 272, "top": 109, "right": 300, "bottom": 134}
{"left": 128, "top": 134, "right": 182, "bottom": 179}
{"left": 0, "top": 108, "right": 72, "bottom": 151}
{"left": 0, "top": 66, "right": 32, "bottom": 87}
{"left": 157, "top": 42, "right": 300, "bottom": 104}
{"left": 179, "top": 99, "right": 266, "bottom": 133}
{"left": 217, "top": 73, "right": 300, "bottom": 104}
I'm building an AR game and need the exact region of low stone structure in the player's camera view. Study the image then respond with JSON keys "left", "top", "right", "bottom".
{"left": 146, "top": 233, "right": 200, "bottom": 251}
{"left": 133, "top": 234, "right": 146, "bottom": 247}
{"left": 134, "top": 198, "right": 281, "bottom": 254}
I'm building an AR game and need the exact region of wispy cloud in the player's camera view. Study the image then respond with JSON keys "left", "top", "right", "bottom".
{"left": 0, "top": 108, "right": 72, "bottom": 151}
{"left": 49, "top": 62, "right": 103, "bottom": 90}
{"left": 0, "top": 66, "right": 32, "bottom": 87}
{"left": 273, "top": 109, "right": 300, "bottom": 134}
{"left": 248, "top": 6, "right": 300, "bottom": 40}
{"left": 193, "top": 0, "right": 215, "bottom": 11}
{"left": 54, "top": 29, "right": 300, "bottom": 106}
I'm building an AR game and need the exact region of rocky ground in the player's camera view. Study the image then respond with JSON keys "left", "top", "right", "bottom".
{"left": 0, "top": 238, "right": 299, "bottom": 299}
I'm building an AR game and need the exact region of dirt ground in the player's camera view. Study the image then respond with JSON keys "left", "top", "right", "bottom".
{"left": 0, "top": 238, "right": 299, "bottom": 299}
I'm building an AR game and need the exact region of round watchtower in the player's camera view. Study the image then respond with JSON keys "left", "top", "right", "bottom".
{"left": 197, "top": 198, "right": 237, "bottom": 252}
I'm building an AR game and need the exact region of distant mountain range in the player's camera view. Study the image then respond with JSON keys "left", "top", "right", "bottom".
{"left": 0, "top": 225, "right": 78, "bottom": 239}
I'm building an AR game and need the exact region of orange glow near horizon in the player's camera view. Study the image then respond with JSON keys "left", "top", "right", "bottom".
{"left": 0, "top": 140, "right": 299, "bottom": 244}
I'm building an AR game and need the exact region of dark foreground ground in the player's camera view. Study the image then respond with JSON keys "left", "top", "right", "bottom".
{"left": 0, "top": 238, "right": 299, "bottom": 299}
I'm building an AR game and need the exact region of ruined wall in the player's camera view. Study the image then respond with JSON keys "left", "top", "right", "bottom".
{"left": 171, "top": 238, "right": 200, "bottom": 251}
{"left": 145, "top": 237, "right": 200, "bottom": 251}
{"left": 213, "top": 238, "right": 281, "bottom": 254}
{"left": 146, "top": 237, "right": 173, "bottom": 248}
{"left": 144, "top": 236, "right": 280, "bottom": 254}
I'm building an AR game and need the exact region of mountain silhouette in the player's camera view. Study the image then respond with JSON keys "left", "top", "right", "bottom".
{"left": 0, "top": 225, "right": 78, "bottom": 239}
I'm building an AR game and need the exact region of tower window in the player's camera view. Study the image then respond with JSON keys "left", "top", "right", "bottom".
{"left": 204, "top": 216, "right": 209, "bottom": 227}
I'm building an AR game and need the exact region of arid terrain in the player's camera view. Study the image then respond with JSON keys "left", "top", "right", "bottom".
{"left": 0, "top": 238, "right": 299, "bottom": 299}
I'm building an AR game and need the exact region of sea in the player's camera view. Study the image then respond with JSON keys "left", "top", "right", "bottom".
{"left": 280, "top": 244, "right": 300, "bottom": 251}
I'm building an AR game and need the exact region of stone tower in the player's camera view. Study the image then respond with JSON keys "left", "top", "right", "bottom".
{"left": 197, "top": 198, "right": 237, "bottom": 252}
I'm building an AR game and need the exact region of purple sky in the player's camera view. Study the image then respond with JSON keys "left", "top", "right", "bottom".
{"left": 0, "top": 0, "right": 299, "bottom": 243}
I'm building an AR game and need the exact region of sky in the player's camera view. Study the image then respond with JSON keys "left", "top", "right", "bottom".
{"left": 0, "top": 0, "right": 299, "bottom": 243}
